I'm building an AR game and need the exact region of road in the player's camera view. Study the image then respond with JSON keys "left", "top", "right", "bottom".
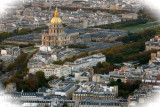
{"left": 0, "top": 48, "right": 37, "bottom": 85}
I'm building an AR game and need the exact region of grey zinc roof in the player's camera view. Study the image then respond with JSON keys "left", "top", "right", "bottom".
{"left": 10, "top": 92, "right": 43, "bottom": 97}
{"left": 80, "top": 99, "right": 120, "bottom": 104}
{"left": 63, "top": 84, "right": 74, "bottom": 92}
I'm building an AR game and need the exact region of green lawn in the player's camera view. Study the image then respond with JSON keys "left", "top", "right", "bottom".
{"left": 119, "top": 22, "right": 160, "bottom": 31}
{"left": 136, "top": 27, "right": 160, "bottom": 33}
{"left": 26, "top": 47, "right": 39, "bottom": 50}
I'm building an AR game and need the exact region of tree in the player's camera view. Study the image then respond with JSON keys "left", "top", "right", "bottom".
{"left": 93, "top": 18, "right": 148, "bottom": 29}
{"left": 4, "top": 80, "right": 10, "bottom": 86}
{"left": 60, "top": 76, "right": 65, "bottom": 81}
{"left": 47, "top": 75, "right": 58, "bottom": 81}
{"left": 108, "top": 79, "right": 141, "bottom": 98}
{"left": 62, "top": 102, "right": 69, "bottom": 107}
{"left": 7, "top": 52, "right": 28, "bottom": 71}
{"left": 102, "top": 62, "right": 110, "bottom": 67}
{"left": 25, "top": 78, "right": 38, "bottom": 92}
{"left": 97, "top": 62, "right": 103, "bottom": 68}
{"left": 108, "top": 79, "right": 117, "bottom": 86}
{"left": 116, "top": 79, "right": 122, "bottom": 83}
{"left": 36, "top": 71, "right": 47, "bottom": 87}
{"left": 67, "top": 44, "right": 89, "bottom": 49}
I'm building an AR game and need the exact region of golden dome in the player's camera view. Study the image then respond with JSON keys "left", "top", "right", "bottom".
{"left": 51, "top": 7, "right": 62, "bottom": 24}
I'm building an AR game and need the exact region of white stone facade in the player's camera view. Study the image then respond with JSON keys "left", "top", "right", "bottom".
{"left": 65, "top": 53, "right": 106, "bottom": 71}
{"left": 29, "top": 64, "right": 71, "bottom": 78}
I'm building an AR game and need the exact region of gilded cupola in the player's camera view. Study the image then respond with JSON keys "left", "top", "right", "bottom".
{"left": 51, "top": 7, "right": 62, "bottom": 24}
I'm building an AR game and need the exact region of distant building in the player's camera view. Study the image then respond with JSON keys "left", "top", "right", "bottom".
{"left": 29, "top": 64, "right": 72, "bottom": 78}
{"left": 92, "top": 74, "right": 107, "bottom": 83}
{"left": 0, "top": 47, "right": 21, "bottom": 70}
{"left": 128, "top": 84, "right": 160, "bottom": 107}
{"left": 42, "top": 7, "right": 70, "bottom": 47}
{"left": 108, "top": 67, "right": 143, "bottom": 83}
{"left": 149, "top": 51, "right": 160, "bottom": 65}
{"left": 75, "top": 72, "right": 91, "bottom": 82}
{"left": 122, "top": 13, "right": 138, "bottom": 20}
{"left": 48, "top": 79, "right": 62, "bottom": 88}
{"left": 65, "top": 53, "right": 106, "bottom": 71}
{"left": 79, "top": 99, "right": 121, "bottom": 107}
{"left": 72, "top": 82, "right": 118, "bottom": 100}
{"left": 0, "top": 92, "right": 63, "bottom": 107}
{"left": 1, "top": 47, "right": 21, "bottom": 58}
{"left": 123, "top": 61, "right": 139, "bottom": 67}
{"left": 145, "top": 35, "right": 160, "bottom": 51}
{"left": 55, "top": 84, "right": 77, "bottom": 99}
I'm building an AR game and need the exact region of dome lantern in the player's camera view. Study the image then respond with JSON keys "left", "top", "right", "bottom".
{"left": 50, "top": 7, "right": 62, "bottom": 24}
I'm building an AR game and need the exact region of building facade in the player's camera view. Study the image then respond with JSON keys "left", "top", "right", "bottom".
{"left": 72, "top": 82, "right": 118, "bottom": 101}
{"left": 65, "top": 53, "right": 106, "bottom": 71}
{"left": 29, "top": 64, "right": 72, "bottom": 78}
{"left": 42, "top": 7, "right": 70, "bottom": 47}
{"left": 145, "top": 35, "right": 160, "bottom": 51}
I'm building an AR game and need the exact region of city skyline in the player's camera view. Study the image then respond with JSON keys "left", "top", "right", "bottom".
{"left": 0, "top": 0, "right": 160, "bottom": 107}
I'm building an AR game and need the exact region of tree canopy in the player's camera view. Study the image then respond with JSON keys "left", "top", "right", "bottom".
{"left": 108, "top": 79, "right": 141, "bottom": 98}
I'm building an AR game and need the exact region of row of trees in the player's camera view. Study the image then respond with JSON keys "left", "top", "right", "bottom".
{"left": 22, "top": 49, "right": 39, "bottom": 71}
{"left": 92, "top": 30, "right": 157, "bottom": 74}
{"left": 93, "top": 50, "right": 153, "bottom": 74}
{"left": 19, "top": 44, "right": 34, "bottom": 48}
{"left": 67, "top": 44, "right": 89, "bottom": 49}
{"left": 54, "top": 29, "right": 158, "bottom": 74}
{"left": 98, "top": 29, "right": 157, "bottom": 64}
{"left": 7, "top": 49, "right": 38, "bottom": 73}
{"left": 138, "top": 9, "right": 158, "bottom": 21}
{"left": 116, "top": 29, "right": 156, "bottom": 43}
{"left": 42, "top": 6, "right": 128, "bottom": 14}
{"left": 4, "top": 71, "right": 56, "bottom": 92}
{"left": 93, "top": 62, "right": 120, "bottom": 74}
{"left": 54, "top": 41, "right": 152, "bottom": 67}
{"left": 4, "top": 49, "right": 62, "bottom": 92}
{"left": 7, "top": 52, "right": 28, "bottom": 71}
{"left": 102, "top": 42, "right": 145, "bottom": 63}
{"left": 93, "top": 18, "right": 148, "bottom": 29}
{"left": 0, "top": 26, "right": 48, "bottom": 43}
{"left": 4, "top": 50, "right": 41, "bottom": 92}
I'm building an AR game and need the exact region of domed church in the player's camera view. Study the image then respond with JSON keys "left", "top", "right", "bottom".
{"left": 42, "top": 7, "right": 70, "bottom": 47}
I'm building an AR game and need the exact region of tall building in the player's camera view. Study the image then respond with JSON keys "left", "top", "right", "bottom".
{"left": 42, "top": 7, "right": 70, "bottom": 47}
